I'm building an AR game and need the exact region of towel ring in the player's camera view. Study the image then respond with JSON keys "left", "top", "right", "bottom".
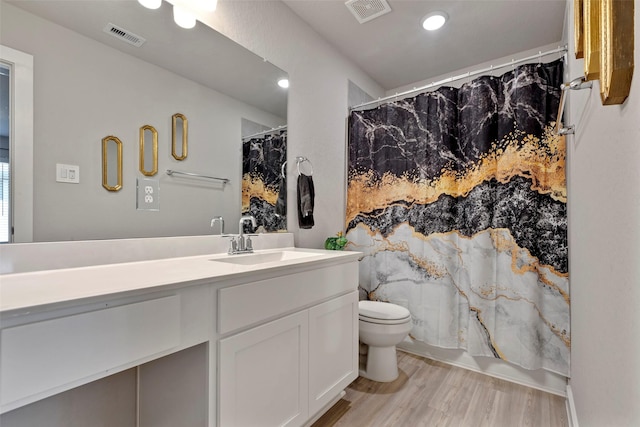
{"left": 296, "top": 156, "right": 313, "bottom": 176}
{"left": 281, "top": 161, "right": 287, "bottom": 178}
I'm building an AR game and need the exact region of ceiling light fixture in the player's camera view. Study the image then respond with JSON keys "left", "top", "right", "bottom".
{"left": 196, "top": 0, "right": 218, "bottom": 12}
{"left": 277, "top": 79, "right": 289, "bottom": 89}
{"left": 173, "top": 5, "right": 196, "bottom": 29}
{"left": 421, "top": 11, "right": 448, "bottom": 31}
{"left": 138, "top": 0, "right": 162, "bottom": 10}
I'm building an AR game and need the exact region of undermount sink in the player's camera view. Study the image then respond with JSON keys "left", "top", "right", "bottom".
{"left": 211, "top": 250, "right": 320, "bottom": 266}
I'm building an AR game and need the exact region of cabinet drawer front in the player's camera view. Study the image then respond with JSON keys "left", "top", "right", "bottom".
{"left": 218, "top": 262, "right": 357, "bottom": 335}
{"left": 1, "top": 296, "right": 180, "bottom": 412}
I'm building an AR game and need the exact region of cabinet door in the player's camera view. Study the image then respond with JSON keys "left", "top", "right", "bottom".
{"left": 308, "top": 291, "right": 358, "bottom": 416}
{"left": 219, "top": 311, "right": 309, "bottom": 427}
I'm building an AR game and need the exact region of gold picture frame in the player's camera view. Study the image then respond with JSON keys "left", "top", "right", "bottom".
{"left": 574, "top": 0, "right": 584, "bottom": 59}
{"left": 139, "top": 125, "right": 158, "bottom": 176}
{"left": 102, "top": 136, "right": 123, "bottom": 191}
{"left": 172, "top": 113, "right": 188, "bottom": 161}
{"left": 599, "top": 0, "right": 634, "bottom": 105}
{"left": 583, "top": 0, "right": 601, "bottom": 80}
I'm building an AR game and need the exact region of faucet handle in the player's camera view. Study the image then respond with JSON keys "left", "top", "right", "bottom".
{"left": 223, "top": 235, "right": 238, "bottom": 254}
{"left": 245, "top": 235, "right": 254, "bottom": 252}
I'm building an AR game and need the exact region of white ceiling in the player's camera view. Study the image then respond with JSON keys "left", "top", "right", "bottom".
{"left": 283, "top": 0, "right": 567, "bottom": 90}
{"left": 7, "top": 0, "right": 567, "bottom": 112}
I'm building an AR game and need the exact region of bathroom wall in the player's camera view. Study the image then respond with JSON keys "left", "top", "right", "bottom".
{"left": 389, "top": 41, "right": 567, "bottom": 96}
{"left": 167, "top": 0, "right": 385, "bottom": 249}
{"left": 0, "top": 2, "right": 284, "bottom": 242}
{"left": 564, "top": 1, "right": 640, "bottom": 426}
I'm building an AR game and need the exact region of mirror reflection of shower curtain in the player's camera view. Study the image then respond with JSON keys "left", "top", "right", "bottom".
{"left": 241, "top": 131, "right": 287, "bottom": 232}
{"left": 346, "top": 59, "right": 569, "bottom": 376}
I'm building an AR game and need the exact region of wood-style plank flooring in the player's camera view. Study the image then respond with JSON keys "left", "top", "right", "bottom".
{"left": 312, "top": 351, "right": 568, "bottom": 427}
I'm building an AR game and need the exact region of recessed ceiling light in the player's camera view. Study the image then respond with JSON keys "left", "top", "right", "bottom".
{"left": 278, "top": 79, "right": 289, "bottom": 89}
{"left": 421, "top": 11, "right": 448, "bottom": 31}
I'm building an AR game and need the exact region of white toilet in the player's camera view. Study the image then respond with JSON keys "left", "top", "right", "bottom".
{"left": 358, "top": 300, "right": 412, "bottom": 382}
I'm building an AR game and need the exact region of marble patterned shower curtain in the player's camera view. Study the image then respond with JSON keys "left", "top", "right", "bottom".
{"left": 242, "top": 132, "right": 287, "bottom": 232}
{"left": 346, "top": 60, "right": 569, "bottom": 375}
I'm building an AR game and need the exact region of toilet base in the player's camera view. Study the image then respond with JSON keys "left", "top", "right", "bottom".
{"left": 359, "top": 345, "right": 399, "bottom": 382}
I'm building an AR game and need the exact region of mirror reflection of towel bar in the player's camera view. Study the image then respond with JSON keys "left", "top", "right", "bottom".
{"left": 166, "top": 169, "right": 229, "bottom": 184}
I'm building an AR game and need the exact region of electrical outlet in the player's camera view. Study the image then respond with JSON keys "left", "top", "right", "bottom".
{"left": 137, "top": 178, "right": 159, "bottom": 211}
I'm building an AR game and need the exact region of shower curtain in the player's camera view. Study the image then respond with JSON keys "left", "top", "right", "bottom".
{"left": 242, "top": 131, "right": 287, "bottom": 232}
{"left": 346, "top": 59, "right": 569, "bottom": 376}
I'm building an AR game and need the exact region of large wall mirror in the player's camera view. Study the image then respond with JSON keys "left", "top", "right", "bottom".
{"left": 0, "top": 0, "right": 287, "bottom": 242}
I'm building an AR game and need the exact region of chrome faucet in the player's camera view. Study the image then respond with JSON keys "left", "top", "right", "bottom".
{"left": 228, "top": 215, "right": 257, "bottom": 254}
{"left": 210, "top": 216, "right": 224, "bottom": 235}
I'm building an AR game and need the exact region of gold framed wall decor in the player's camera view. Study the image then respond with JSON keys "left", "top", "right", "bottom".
{"left": 583, "top": 0, "right": 601, "bottom": 80}
{"left": 139, "top": 125, "right": 158, "bottom": 176}
{"left": 102, "top": 136, "right": 123, "bottom": 191}
{"left": 575, "top": 0, "right": 585, "bottom": 59}
{"left": 599, "top": 0, "right": 634, "bottom": 105}
{"left": 172, "top": 113, "right": 188, "bottom": 161}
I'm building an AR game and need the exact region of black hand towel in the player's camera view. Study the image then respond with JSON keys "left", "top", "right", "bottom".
{"left": 297, "top": 173, "right": 315, "bottom": 229}
{"left": 275, "top": 175, "right": 287, "bottom": 218}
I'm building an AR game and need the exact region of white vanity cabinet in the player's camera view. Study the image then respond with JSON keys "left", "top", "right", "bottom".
{"left": 0, "top": 247, "right": 361, "bottom": 427}
{"left": 217, "top": 262, "right": 359, "bottom": 427}
{"left": 0, "top": 283, "right": 214, "bottom": 416}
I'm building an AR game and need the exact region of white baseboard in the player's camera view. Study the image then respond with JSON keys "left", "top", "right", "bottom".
{"left": 566, "top": 384, "right": 579, "bottom": 427}
{"left": 398, "top": 339, "right": 568, "bottom": 396}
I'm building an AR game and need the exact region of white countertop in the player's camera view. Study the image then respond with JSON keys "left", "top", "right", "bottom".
{"left": 0, "top": 248, "right": 361, "bottom": 315}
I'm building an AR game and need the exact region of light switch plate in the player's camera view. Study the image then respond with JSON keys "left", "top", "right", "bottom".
{"left": 56, "top": 163, "right": 80, "bottom": 183}
{"left": 137, "top": 178, "right": 159, "bottom": 211}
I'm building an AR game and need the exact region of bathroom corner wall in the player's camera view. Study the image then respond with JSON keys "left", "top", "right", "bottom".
{"left": 564, "top": 0, "right": 640, "bottom": 425}
{"left": 166, "top": 0, "right": 385, "bottom": 249}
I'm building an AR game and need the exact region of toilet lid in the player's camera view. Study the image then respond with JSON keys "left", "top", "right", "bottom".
{"left": 359, "top": 300, "right": 410, "bottom": 321}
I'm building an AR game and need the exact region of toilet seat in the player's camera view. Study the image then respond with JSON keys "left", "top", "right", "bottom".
{"left": 359, "top": 300, "right": 411, "bottom": 325}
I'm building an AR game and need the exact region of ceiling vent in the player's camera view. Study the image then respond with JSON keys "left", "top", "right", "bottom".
{"left": 103, "top": 23, "right": 146, "bottom": 47}
{"left": 345, "top": 0, "right": 392, "bottom": 24}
